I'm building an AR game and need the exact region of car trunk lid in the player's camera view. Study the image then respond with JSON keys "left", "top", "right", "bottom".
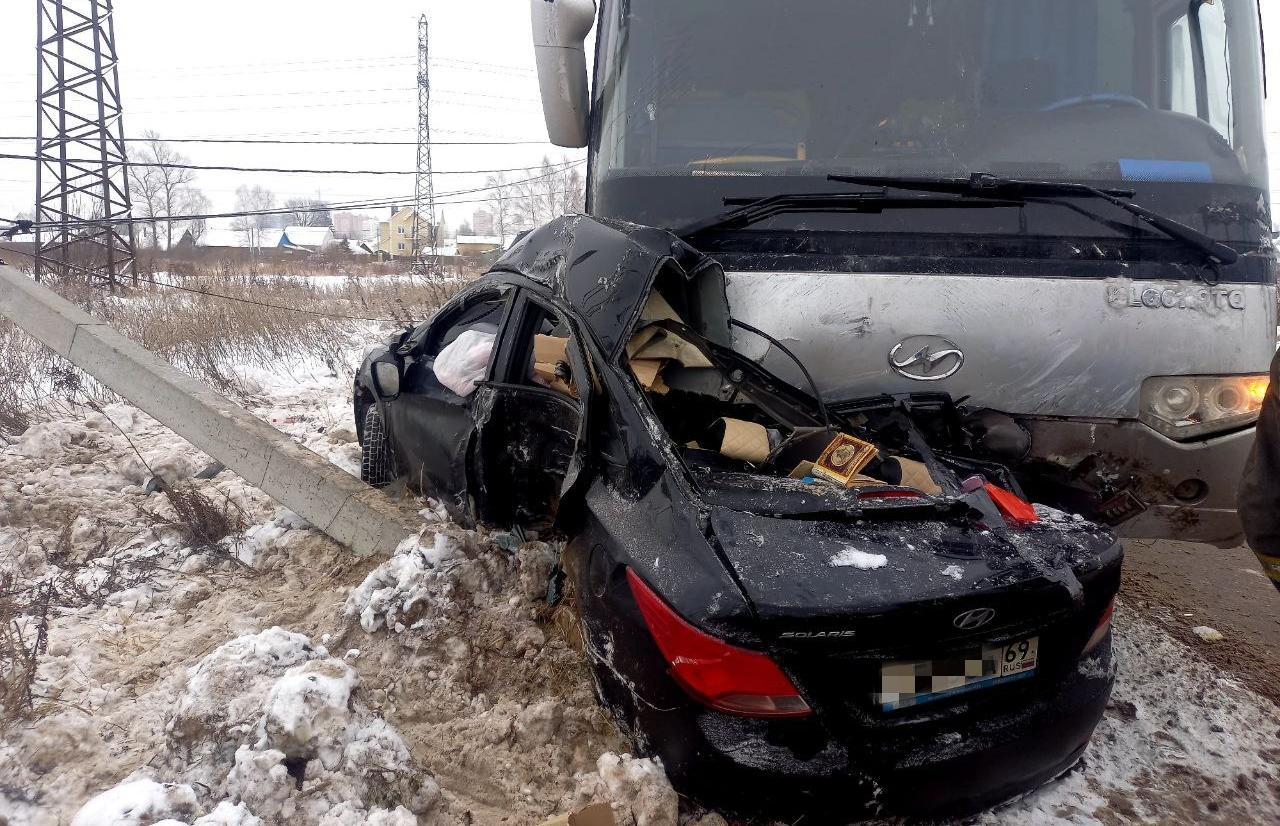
{"left": 707, "top": 506, "right": 1122, "bottom": 725}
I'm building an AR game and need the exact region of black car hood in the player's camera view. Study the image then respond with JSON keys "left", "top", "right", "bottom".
{"left": 708, "top": 505, "right": 1120, "bottom": 625}
{"left": 492, "top": 215, "right": 723, "bottom": 358}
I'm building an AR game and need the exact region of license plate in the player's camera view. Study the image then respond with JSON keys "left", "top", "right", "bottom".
{"left": 876, "top": 636, "right": 1039, "bottom": 712}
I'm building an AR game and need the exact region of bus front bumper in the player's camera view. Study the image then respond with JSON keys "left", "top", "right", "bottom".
{"left": 1018, "top": 417, "right": 1254, "bottom": 547}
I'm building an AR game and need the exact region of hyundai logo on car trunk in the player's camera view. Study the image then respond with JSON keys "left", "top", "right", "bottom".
{"left": 953, "top": 607, "right": 998, "bottom": 630}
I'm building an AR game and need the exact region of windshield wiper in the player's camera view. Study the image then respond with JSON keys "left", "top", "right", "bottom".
{"left": 828, "top": 172, "right": 1239, "bottom": 267}
{"left": 672, "top": 190, "right": 1025, "bottom": 238}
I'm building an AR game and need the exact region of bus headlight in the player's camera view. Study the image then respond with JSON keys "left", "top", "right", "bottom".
{"left": 1140, "top": 375, "right": 1269, "bottom": 440}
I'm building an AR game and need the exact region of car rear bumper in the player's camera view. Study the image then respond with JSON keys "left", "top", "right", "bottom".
{"left": 1021, "top": 416, "right": 1254, "bottom": 546}
{"left": 647, "top": 637, "right": 1114, "bottom": 819}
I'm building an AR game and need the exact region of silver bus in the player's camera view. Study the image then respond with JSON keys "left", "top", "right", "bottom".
{"left": 532, "top": 0, "right": 1275, "bottom": 545}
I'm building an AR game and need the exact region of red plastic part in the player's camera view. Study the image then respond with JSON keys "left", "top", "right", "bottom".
{"left": 625, "top": 568, "right": 812, "bottom": 718}
{"left": 1083, "top": 596, "right": 1116, "bottom": 655}
{"left": 984, "top": 483, "right": 1039, "bottom": 526}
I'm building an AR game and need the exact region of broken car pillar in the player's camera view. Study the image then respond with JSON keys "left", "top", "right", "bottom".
{"left": 0, "top": 264, "right": 418, "bottom": 556}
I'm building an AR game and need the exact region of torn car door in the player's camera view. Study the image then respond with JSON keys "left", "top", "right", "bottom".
{"left": 471, "top": 291, "right": 593, "bottom": 529}
{"left": 387, "top": 289, "right": 511, "bottom": 520}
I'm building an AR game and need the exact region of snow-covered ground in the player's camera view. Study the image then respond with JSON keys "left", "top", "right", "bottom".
{"left": 2, "top": 338, "right": 1279, "bottom": 826}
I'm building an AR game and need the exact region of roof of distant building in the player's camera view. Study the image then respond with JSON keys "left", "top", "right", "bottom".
{"left": 280, "top": 226, "right": 334, "bottom": 249}
{"left": 196, "top": 228, "right": 285, "bottom": 249}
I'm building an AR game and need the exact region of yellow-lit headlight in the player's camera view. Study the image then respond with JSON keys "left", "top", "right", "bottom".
{"left": 1140, "top": 375, "right": 1267, "bottom": 440}
{"left": 1245, "top": 376, "right": 1270, "bottom": 407}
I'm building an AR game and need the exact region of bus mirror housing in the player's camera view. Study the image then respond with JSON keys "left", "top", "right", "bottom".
{"left": 530, "top": 0, "right": 595, "bottom": 148}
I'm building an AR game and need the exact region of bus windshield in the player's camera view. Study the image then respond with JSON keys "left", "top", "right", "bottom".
{"left": 590, "top": 0, "right": 1269, "bottom": 244}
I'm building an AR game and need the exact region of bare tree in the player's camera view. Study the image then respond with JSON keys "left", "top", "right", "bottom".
{"left": 283, "top": 197, "right": 333, "bottom": 227}
{"left": 484, "top": 172, "right": 514, "bottom": 240}
{"left": 503, "top": 156, "right": 586, "bottom": 232}
{"left": 180, "top": 189, "right": 212, "bottom": 245}
{"left": 126, "top": 159, "right": 163, "bottom": 247}
{"left": 128, "top": 131, "right": 200, "bottom": 248}
{"left": 232, "top": 185, "right": 276, "bottom": 256}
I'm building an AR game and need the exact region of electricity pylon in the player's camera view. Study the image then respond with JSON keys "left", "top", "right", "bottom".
{"left": 34, "top": 0, "right": 137, "bottom": 286}
{"left": 409, "top": 13, "right": 439, "bottom": 276}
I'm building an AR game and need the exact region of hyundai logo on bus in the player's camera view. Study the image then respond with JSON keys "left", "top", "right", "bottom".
{"left": 953, "top": 607, "right": 997, "bottom": 631}
{"left": 1107, "top": 283, "right": 1246, "bottom": 311}
{"left": 889, "top": 335, "right": 965, "bottom": 381}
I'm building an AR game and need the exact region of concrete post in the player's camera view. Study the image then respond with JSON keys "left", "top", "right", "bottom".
{"left": 0, "top": 264, "right": 418, "bottom": 556}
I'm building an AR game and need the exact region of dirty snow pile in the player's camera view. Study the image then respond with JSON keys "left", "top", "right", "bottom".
{"left": 0, "top": 377, "right": 671, "bottom": 825}
{"left": 66, "top": 625, "right": 435, "bottom": 826}
{"left": 336, "top": 524, "right": 675, "bottom": 826}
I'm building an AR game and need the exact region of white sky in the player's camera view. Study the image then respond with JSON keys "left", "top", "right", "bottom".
{"left": 0, "top": 0, "right": 580, "bottom": 231}
{"left": 0, "top": 1, "right": 1277, "bottom": 229}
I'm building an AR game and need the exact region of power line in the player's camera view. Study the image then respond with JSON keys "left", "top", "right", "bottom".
{"left": 0, "top": 152, "right": 581, "bottom": 177}
{"left": 0, "top": 135, "right": 552, "bottom": 147}
{"left": 0, "top": 251, "right": 419, "bottom": 323}
{"left": 10, "top": 162, "right": 585, "bottom": 230}
{"left": 0, "top": 94, "right": 539, "bottom": 120}
{"left": 125, "top": 272, "right": 407, "bottom": 320}
{"left": 0, "top": 53, "right": 537, "bottom": 84}
{"left": 0, "top": 86, "right": 542, "bottom": 107}
{"left": 4, "top": 124, "right": 545, "bottom": 142}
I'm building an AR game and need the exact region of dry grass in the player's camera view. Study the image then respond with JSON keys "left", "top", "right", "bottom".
{"left": 0, "top": 517, "right": 167, "bottom": 725}
{"left": 0, "top": 266, "right": 469, "bottom": 723}
{"left": 150, "top": 482, "right": 250, "bottom": 568}
{"left": 0, "top": 268, "right": 466, "bottom": 438}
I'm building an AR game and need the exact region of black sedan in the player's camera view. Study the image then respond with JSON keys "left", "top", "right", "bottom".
{"left": 354, "top": 216, "right": 1122, "bottom": 818}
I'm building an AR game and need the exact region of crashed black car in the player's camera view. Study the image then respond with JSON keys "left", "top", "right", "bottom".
{"left": 354, "top": 216, "right": 1123, "bottom": 818}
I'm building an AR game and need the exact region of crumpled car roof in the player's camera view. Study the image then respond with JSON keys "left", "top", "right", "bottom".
{"left": 491, "top": 215, "right": 721, "bottom": 358}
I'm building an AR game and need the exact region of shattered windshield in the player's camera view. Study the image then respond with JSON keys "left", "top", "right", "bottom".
{"left": 590, "top": 0, "right": 1268, "bottom": 241}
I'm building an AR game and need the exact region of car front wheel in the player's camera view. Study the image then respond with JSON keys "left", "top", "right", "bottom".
{"left": 360, "top": 405, "right": 398, "bottom": 487}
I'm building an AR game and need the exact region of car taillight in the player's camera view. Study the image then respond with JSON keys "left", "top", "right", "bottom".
{"left": 984, "top": 483, "right": 1039, "bottom": 526}
{"left": 1082, "top": 597, "right": 1115, "bottom": 655}
{"left": 625, "top": 568, "right": 812, "bottom": 718}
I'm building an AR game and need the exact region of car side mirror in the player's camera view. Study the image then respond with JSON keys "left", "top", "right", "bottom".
{"left": 530, "top": 0, "right": 595, "bottom": 148}
{"left": 373, "top": 362, "right": 401, "bottom": 398}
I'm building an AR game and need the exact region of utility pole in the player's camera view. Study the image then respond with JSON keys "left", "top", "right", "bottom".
{"left": 34, "top": 0, "right": 137, "bottom": 286}
{"left": 409, "top": 13, "right": 438, "bottom": 277}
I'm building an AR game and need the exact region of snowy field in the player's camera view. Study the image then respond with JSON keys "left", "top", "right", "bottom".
{"left": 2, "top": 326, "right": 1280, "bottom": 826}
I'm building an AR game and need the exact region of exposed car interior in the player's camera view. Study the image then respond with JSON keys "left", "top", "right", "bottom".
{"left": 628, "top": 272, "right": 1031, "bottom": 507}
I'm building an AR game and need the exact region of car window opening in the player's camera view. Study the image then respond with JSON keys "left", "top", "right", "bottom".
{"left": 486, "top": 302, "right": 585, "bottom": 531}
{"left": 429, "top": 295, "right": 506, "bottom": 398}
{"left": 526, "top": 307, "right": 580, "bottom": 399}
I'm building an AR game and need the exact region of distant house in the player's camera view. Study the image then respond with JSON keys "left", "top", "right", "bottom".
{"left": 455, "top": 235, "right": 507, "bottom": 256}
{"left": 377, "top": 207, "right": 434, "bottom": 258}
{"left": 280, "top": 226, "right": 335, "bottom": 252}
{"left": 179, "top": 227, "right": 284, "bottom": 253}
{"left": 176, "top": 225, "right": 338, "bottom": 256}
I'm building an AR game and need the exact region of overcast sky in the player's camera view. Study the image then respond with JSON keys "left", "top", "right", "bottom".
{"left": 0, "top": 0, "right": 577, "bottom": 231}
{"left": 0, "top": 1, "right": 1277, "bottom": 230}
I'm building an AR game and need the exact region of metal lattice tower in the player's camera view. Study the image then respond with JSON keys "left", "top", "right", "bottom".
{"left": 409, "top": 13, "right": 438, "bottom": 276}
{"left": 34, "top": 0, "right": 136, "bottom": 286}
